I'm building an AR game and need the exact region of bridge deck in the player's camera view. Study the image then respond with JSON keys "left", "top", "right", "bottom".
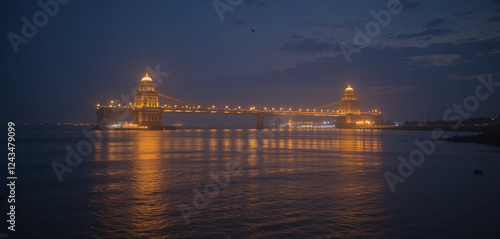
{"left": 161, "top": 109, "right": 345, "bottom": 117}
{"left": 97, "top": 106, "right": 381, "bottom": 117}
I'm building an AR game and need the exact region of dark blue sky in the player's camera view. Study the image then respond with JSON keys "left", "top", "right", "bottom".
{"left": 1, "top": 0, "right": 499, "bottom": 124}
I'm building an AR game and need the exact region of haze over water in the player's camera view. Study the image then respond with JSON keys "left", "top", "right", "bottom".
{"left": 8, "top": 127, "right": 500, "bottom": 238}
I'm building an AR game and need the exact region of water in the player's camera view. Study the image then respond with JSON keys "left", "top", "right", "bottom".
{"left": 3, "top": 127, "right": 500, "bottom": 238}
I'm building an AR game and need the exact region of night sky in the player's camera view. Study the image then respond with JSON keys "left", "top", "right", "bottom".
{"left": 1, "top": 0, "right": 499, "bottom": 124}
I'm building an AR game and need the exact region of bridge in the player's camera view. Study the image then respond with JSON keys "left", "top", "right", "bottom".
{"left": 96, "top": 73, "right": 381, "bottom": 129}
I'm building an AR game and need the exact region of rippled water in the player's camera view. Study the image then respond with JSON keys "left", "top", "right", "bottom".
{"left": 5, "top": 127, "right": 500, "bottom": 238}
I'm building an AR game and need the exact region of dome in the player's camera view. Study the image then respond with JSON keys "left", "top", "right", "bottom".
{"left": 345, "top": 84, "right": 354, "bottom": 92}
{"left": 141, "top": 72, "right": 152, "bottom": 82}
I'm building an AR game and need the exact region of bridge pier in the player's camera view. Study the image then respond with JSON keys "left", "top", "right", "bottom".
{"left": 132, "top": 108, "right": 163, "bottom": 129}
{"left": 255, "top": 114, "right": 266, "bottom": 129}
{"left": 96, "top": 107, "right": 130, "bottom": 130}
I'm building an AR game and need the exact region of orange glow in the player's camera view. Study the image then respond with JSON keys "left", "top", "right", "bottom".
{"left": 141, "top": 72, "right": 152, "bottom": 81}
{"left": 345, "top": 84, "right": 353, "bottom": 91}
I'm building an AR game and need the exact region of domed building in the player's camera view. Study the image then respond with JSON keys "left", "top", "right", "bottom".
{"left": 131, "top": 73, "right": 163, "bottom": 129}
{"left": 339, "top": 84, "right": 360, "bottom": 114}
{"left": 335, "top": 84, "right": 382, "bottom": 128}
{"left": 134, "top": 73, "right": 159, "bottom": 108}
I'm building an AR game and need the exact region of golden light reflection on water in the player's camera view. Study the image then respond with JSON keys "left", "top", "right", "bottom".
{"left": 88, "top": 128, "right": 388, "bottom": 238}
{"left": 88, "top": 131, "right": 174, "bottom": 238}
{"left": 127, "top": 131, "right": 170, "bottom": 238}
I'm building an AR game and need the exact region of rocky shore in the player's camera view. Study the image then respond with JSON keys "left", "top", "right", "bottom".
{"left": 444, "top": 133, "right": 500, "bottom": 146}
{"left": 443, "top": 126, "right": 500, "bottom": 146}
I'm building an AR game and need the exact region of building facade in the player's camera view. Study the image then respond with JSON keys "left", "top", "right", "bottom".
{"left": 338, "top": 84, "right": 361, "bottom": 114}
{"left": 131, "top": 73, "right": 163, "bottom": 128}
{"left": 336, "top": 84, "right": 382, "bottom": 128}
{"left": 96, "top": 73, "right": 164, "bottom": 129}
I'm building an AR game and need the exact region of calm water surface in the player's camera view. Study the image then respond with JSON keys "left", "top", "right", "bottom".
{"left": 6, "top": 127, "right": 500, "bottom": 238}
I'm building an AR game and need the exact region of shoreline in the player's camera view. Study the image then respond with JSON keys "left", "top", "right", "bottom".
{"left": 442, "top": 132, "right": 500, "bottom": 147}
{"left": 369, "top": 125, "right": 500, "bottom": 147}
{"left": 371, "top": 126, "right": 489, "bottom": 132}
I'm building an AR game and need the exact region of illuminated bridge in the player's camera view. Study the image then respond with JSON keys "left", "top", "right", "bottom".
{"left": 96, "top": 73, "right": 382, "bottom": 129}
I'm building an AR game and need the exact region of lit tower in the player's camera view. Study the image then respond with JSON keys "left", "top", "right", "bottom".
{"left": 131, "top": 73, "right": 162, "bottom": 129}
{"left": 339, "top": 84, "right": 360, "bottom": 114}
{"left": 134, "top": 73, "right": 159, "bottom": 107}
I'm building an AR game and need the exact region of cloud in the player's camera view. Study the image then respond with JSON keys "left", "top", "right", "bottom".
{"left": 405, "top": 54, "right": 461, "bottom": 67}
{"left": 243, "top": 0, "right": 258, "bottom": 4}
{"left": 341, "top": 20, "right": 365, "bottom": 29}
{"left": 299, "top": 19, "right": 327, "bottom": 27}
{"left": 448, "top": 74, "right": 482, "bottom": 80}
{"left": 423, "top": 18, "right": 446, "bottom": 29}
{"left": 279, "top": 38, "right": 335, "bottom": 54}
{"left": 326, "top": 37, "right": 336, "bottom": 42}
{"left": 243, "top": 0, "right": 274, "bottom": 7}
{"left": 256, "top": 1, "right": 266, "bottom": 7}
{"left": 487, "top": 16, "right": 500, "bottom": 22}
{"left": 395, "top": 28, "right": 453, "bottom": 40}
{"left": 475, "top": 48, "right": 500, "bottom": 56}
{"left": 401, "top": 0, "right": 421, "bottom": 9}
{"left": 453, "top": 11, "right": 474, "bottom": 17}
{"left": 289, "top": 34, "right": 303, "bottom": 39}
{"left": 489, "top": 48, "right": 500, "bottom": 54}
{"left": 449, "top": 72, "right": 500, "bottom": 80}
{"left": 458, "top": 37, "right": 478, "bottom": 44}
{"left": 233, "top": 20, "right": 244, "bottom": 27}
{"left": 363, "top": 85, "right": 416, "bottom": 95}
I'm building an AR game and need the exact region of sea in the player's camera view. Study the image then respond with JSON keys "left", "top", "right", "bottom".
{"left": 2, "top": 126, "right": 500, "bottom": 238}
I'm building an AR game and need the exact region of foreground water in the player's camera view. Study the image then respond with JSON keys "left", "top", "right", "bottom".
{"left": 4, "top": 127, "right": 500, "bottom": 238}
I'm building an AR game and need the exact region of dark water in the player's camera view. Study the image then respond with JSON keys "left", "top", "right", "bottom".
{"left": 3, "top": 127, "right": 500, "bottom": 238}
